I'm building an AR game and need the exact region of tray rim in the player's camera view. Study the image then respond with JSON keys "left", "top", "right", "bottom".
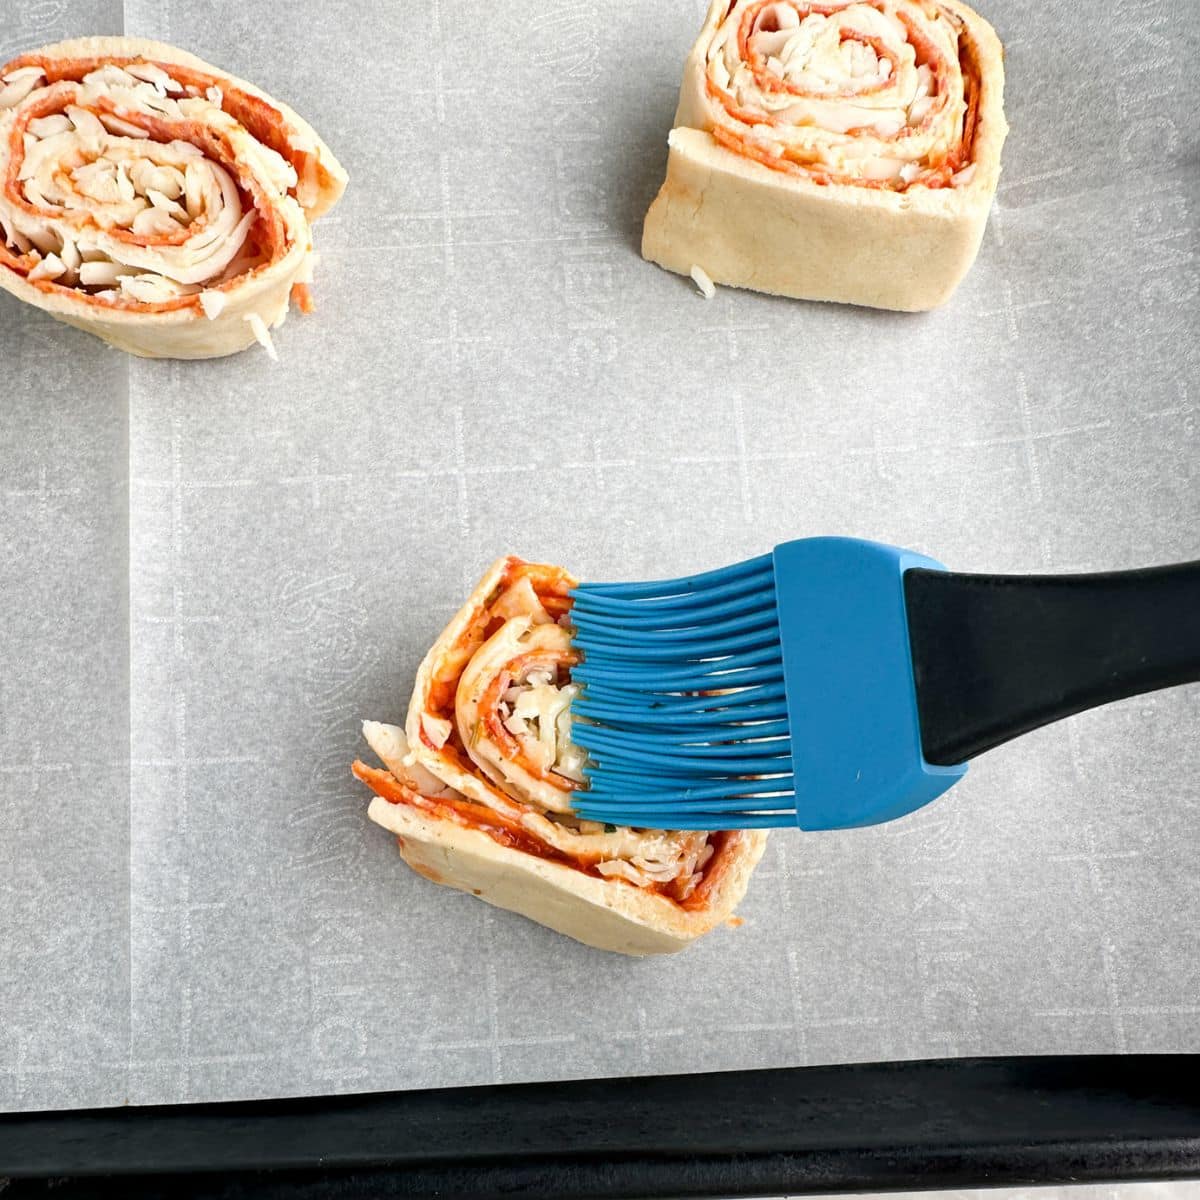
{"left": 3, "top": 1053, "right": 1200, "bottom": 1197}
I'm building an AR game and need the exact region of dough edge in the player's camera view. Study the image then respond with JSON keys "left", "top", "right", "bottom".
{"left": 367, "top": 795, "right": 768, "bottom": 956}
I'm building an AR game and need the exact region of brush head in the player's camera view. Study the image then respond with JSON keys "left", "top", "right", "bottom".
{"left": 569, "top": 538, "right": 966, "bottom": 831}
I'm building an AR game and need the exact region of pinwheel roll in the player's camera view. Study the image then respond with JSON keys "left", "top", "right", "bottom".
{"left": 643, "top": 0, "right": 1007, "bottom": 310}
{"left": 353, "top": 558, "right": 767, "bottom": 956}
{"left": 0, "top": 37, "right": 346, "bottom": 358}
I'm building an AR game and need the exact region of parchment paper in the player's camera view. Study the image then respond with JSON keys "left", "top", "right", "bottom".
{"left": 1, "top": 0, "right": 1197, "bottom": 1112}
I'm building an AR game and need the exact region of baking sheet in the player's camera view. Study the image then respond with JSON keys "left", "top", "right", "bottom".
{"left": 1, "top": 0, "right": 1197, "bottom": 1112}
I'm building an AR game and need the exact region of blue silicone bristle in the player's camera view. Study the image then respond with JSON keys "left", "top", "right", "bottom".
{"left": 570, "top": 552, "right": 793, "bottom": 830}
{"left": 569, "top": 539, "right": 968, "bottom": 831}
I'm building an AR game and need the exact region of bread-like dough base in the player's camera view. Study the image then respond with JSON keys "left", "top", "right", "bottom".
{"left": 368, "top": 796, "right": 767, "bottom": 957}
{"left": 644, "top": 128, "right": 994, "bottom": 312}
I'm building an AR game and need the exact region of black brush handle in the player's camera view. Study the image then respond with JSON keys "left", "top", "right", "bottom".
{"left": 904, "top": 561, "right": 1200, "bottom": 766}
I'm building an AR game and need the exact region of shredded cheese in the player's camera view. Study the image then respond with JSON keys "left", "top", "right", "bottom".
{"left": 244, "top": 312, "right": 278, "bottom": 360}
{"left": 198, "top": 290, "right": 227, "bottom": 320}
{"left": 690, "top": 264, "right": 717, "bottom": 299}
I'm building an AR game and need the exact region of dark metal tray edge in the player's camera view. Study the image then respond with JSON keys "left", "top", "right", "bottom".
{"left": 3, "top": 1054, "right": 1199, "bottom": 1198}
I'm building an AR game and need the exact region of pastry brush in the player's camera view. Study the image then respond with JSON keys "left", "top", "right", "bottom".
{"left": 567, "top": 538, "right": 1200, "bottom": 830}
